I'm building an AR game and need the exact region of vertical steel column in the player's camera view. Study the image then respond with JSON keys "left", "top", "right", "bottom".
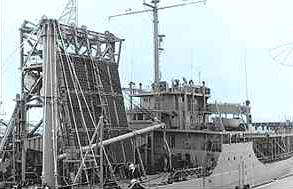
{"left": 129, "top": 82, "right": 134, "bottom": 110}
{"left": 184, "top": 89, "right": 188, "bottom": 130}
{"left": 42, "top": 19, "right": 58, "bottom": 188}
{"left": 202, "top": 81, "right": 206, "bottom": 125}
{"left": 99, "top": 116, "right": 104, "bottom": 189}
{"left": 144, "top": 134, "right": 148, "bottom": 169}
{"left": 20, "top": 24, "right": 27, "bottom": 183}
{"left": 151, "top": 132, "right": 155, "bottom": 168}
{"left": 153, "top": 0, "right": 160, "bottom": 90}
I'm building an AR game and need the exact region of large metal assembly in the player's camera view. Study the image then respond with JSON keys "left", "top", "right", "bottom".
{"left": 0, "top": 18, "right": 140, "bottom": 188}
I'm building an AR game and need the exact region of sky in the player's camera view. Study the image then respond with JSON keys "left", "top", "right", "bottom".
{"left": 1, "top": 0, "right": 293, "bottom": 122}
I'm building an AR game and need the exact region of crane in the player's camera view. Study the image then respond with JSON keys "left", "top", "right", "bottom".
{"left": 59, "top": 0, "right": 78, "bottom": 25}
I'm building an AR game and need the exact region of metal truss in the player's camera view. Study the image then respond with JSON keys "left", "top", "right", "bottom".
{"left": 59, "top": 0, "right": 78, "bottom": 26}
{"left": 56, "top": 23, "right": 123, "bottom": 64}
{"left": 0, "top": 18, "right": 125, "bottom": 188}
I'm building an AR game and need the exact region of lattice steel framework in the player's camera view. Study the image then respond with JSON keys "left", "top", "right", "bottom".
{"left": 0, "top": 18, "right": 131, "bottom": 188}
{"left": 59, "top": 0, "right": 78, "bottom": 25}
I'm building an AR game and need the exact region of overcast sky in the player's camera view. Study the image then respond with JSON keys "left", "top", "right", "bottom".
{"left": 1, "top": 0, "right": 293, "bottom": 121}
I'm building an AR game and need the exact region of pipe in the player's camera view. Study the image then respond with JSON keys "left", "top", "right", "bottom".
{"left": 42, "top": 19, "right": 58, "bottom": 188}
{"left": 58, "top": 123, "right": 165, "bottom": 159}
{"left": 97, "top": 123, "right": 164, "bottom": 147}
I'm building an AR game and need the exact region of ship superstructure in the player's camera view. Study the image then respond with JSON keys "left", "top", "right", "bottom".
{"left": 124, "top": 77, "right": 293, "bottom": 189}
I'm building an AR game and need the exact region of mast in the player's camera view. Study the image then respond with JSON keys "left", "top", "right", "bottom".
{"left": 144, "top": 0, "right": 160, "bottom": 91}
{"left": 109, "top": 0, "right": 207, "bottom": 91}
{"left": 153, "top": 1, "right": 160, "bottom": 91}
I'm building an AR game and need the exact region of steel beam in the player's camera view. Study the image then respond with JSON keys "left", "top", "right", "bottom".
{"left": 41, "top": 19, "right": 58, "bottom": 188}
{"left": 20, "top": 22, "right": 28, "bottom": 183}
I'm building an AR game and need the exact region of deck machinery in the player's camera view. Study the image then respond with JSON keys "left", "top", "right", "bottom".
{"left": 0, "top": 18, "right": 161, "bottom": 188}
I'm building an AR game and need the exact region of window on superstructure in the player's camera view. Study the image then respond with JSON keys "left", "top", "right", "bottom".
{"left": 175, "top": 96, "right": 179, "bottom": 110}
{"left": 188, "top": 96, "right": 191, "bottom": 111}
{"left": 137, "top": 113, "right": 143, "bottom": 120}
{"left": 147, "top": 135, "right": 152, "bottom": 148}
{"left": 185, "top": 154, "right": 191, "bottom": 163}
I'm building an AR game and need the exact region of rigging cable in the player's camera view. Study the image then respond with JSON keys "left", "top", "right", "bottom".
{"left": 56, "top": 23, "right": 110, "bottom": 184}
{"left": 56, "top": 26, "right": 90, "bottom": 181}
{"left": 269, "top": 42, "right": 293, "bottom": 67}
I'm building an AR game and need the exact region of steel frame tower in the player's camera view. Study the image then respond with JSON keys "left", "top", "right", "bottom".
{"left": 0, "top": 17, "right": 126, "bottom": 188}
{"left": 0, "top": 13, "right": 172, "bottom": 189}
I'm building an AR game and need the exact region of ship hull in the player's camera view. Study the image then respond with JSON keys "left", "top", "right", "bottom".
{"left": 151, "top": 142, "right": 293, "bottom": 189}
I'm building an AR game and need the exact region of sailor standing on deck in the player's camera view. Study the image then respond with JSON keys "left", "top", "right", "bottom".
{"left": 129, "top": 163, "right": 141, "bottom": 179}
{"left": 128, "top": 163, "right": 144, "bottom": 189}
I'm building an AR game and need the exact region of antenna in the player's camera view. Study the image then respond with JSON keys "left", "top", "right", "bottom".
{"left": 0, "top": 0, "right": 2, "bottom": 111}
{"left": 244, "top": 49, "right": 249, "bottom": 100}
{"left": 59, "top": 0, "right": 78, "bottom": 25}
{"left": 198, "top": 71, "right": 201, "bottom": 84}
{"left": 190, "top": 50, "right": 193, "bottom": 80}
{"left": 0, "top": 0, "right": 4, "bottom": 118}
{"left": 109, "top": 0, "right": 207, "bottom": 91}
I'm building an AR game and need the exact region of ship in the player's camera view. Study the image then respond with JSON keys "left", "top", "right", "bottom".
{"left": 0, "top": 1, "right": 293, "bottom": 189}
{"left": 124, "top": 79, "right": 293, "bottom": 189}
{"left": 119, "top": 1, "right": 293, "bottom": 187}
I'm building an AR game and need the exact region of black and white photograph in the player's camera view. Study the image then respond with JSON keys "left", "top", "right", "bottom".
{"left": 1, "top": 0, "right": 293, "bottom": 188}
